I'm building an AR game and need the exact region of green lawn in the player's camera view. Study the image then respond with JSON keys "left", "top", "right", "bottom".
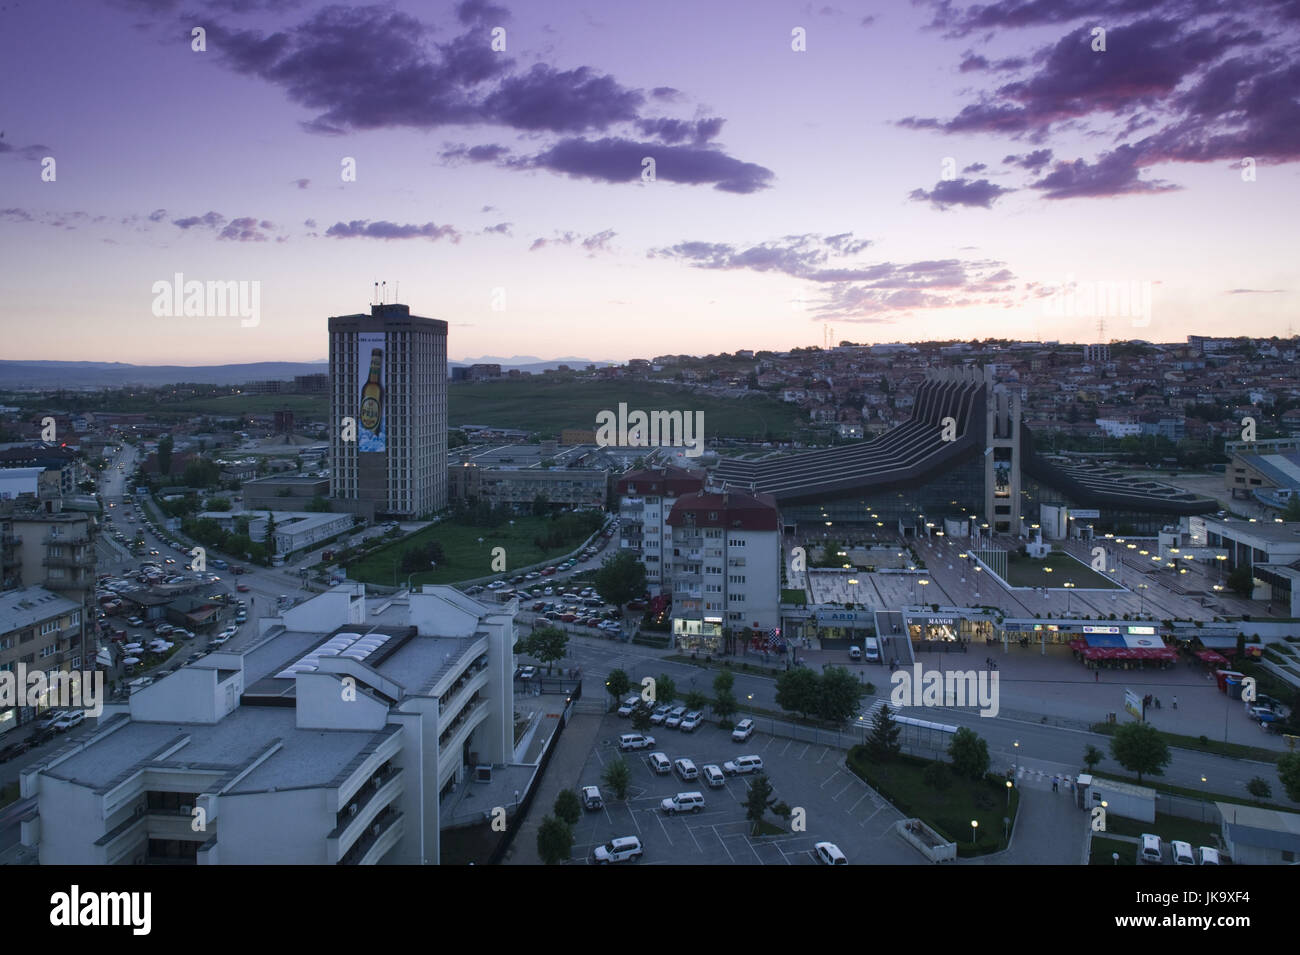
{"left": 1104, "top": 812, "right": 1220, "bottom": 847}
{"left": 1006, "top": 550, "right": 1123, "bottom": 590}
{"left": 1089, "top": 835, "right": 1136, "bottom": 865}
{"left": 1088, "top": 721, "right": 1283, "bottom": 763}
{"left": 345, "top": 514, "right": 597, "bottom": 586}
{"left": 449, "top": 378, "right": 807, "bottom": 439}
{"left": 847, "top": 748, "right": 1019, "bottom": 856}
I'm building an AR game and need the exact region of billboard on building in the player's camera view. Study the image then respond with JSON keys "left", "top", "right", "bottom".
{"left": 357, "top": 332, "right": 386, "bottom": 452}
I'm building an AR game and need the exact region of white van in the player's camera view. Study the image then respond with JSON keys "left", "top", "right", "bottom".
{"left": 1171, "top": 840, "right": 1195, "bottom": 865}
{"left": 863, "top": 637, "right": 881, "bottom": 662}
{"left": 1139, "top": 833, "right": 1163, "bottom": 864}
{"left": 848, "top": 646, "right": 863, "bottom": 661}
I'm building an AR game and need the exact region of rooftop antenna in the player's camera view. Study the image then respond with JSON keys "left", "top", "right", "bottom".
{"left": 381, "top": 280, "right": 387, "bottom": 305}
{"left": 373, "top": 281, "right": 379, "bottom": 306}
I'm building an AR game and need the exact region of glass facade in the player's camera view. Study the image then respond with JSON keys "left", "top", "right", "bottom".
{"left": 781, "top": 457, "right": 986, "bottom": 530}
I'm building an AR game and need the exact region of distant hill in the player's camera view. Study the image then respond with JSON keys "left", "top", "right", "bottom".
{"left": 0, "top": 355, "right": 615, "bottom": 389}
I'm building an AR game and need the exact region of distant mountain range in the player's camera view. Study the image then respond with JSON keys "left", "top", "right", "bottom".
{"left": 0, "top": 356, "right": 615, "bottom": 389}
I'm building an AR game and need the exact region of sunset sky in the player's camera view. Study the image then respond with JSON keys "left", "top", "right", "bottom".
{"left": 2, "top": 0, "right": 1297, "bottom": 365}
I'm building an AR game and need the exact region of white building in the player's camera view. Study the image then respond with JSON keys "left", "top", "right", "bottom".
{"left": 20, "top": 584, "right": 516, "bottom": 865}
{"left": 196, "top": 510, "right": 353, "bottom": 556}
{"left": 665, "top": 487, "right": 782, "bottom": 654}
{"left": 614, "top": 465, "right": 706, "bottom": 595}
{"left": 1095, "top": 418, "right": 1142, "bottom": 438}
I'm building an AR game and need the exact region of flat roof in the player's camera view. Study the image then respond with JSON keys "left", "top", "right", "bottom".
{"left": 0, "top": 587, "right": 80, "bottom": 629}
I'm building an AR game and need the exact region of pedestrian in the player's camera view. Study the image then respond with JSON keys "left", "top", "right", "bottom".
{"left": 1052, "top": 775, "right": 1059, "bottom": 792}
{"left": 1172, "top": 695, "right": 1178, "bottom": 710}
{"left": 1095, "top": 669, "right": 1100, "bottom": 682}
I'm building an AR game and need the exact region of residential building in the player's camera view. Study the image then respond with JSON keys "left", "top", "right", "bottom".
{"left": 614, "top": 465, "right": 707, "bottom": 595}
{"left": 0, "top": 587, "right": 86, "bottom": 736}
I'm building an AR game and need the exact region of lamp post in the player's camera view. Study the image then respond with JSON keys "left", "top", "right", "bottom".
{"left": 970, "top": 819, "right": 979, "bottom": 846}
{"left": 1012, "top": 739, "right": 1020, "bottom": 774}
{"left": 1064, "top": 580, "right": 1075, "bottom": 615}
{"left": 1005, "top": 778, "right": 1013, "bottom": 807}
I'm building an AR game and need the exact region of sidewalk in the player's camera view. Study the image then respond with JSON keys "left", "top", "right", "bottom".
{"left": 503, "top": 712, "right": 605, "bottom": 865}
{"left": 971, "top": 778, "right": 1089, "bottom": 865}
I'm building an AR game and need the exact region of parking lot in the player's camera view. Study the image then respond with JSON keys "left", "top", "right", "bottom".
{"left": 570, "top": 713, "right": 920, "bottom": 865}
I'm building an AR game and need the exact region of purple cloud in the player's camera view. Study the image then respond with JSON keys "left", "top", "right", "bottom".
{"left": 909, "top": 178, "right": 1014, "bottom": 209}
{"left": 636, "top": 116, "right": 725, "bottom": 144}
{"left": 1029, "top": 145, "right": 1179, "bottom": 198}
{"left": 1003, "top": 149, "right": 1053, "bottom": 170}
{"left": 219, "top": 217, "right": 275, "bottom": 241}
{"left": 173, "top": 211, "right": 226, "bottom": 230}
{"left": 527, "top": 137, "right": 774, "bottom": 193}
{"left": 325, "top": 219, "right": 461, "bottom": 241}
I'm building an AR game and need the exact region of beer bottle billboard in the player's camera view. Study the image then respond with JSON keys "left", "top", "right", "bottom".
{"left": 357, "top": 333, "right": 385, "bottom": 451}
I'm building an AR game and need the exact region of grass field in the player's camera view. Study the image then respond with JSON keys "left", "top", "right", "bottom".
{"left": 345, "top": 514, "right": 597, "bottom": 586}
{"left": 1089, "top": 835, "right": 1135, "bottom": 864}
{"left": 1006, "top": 550, "right": 1123, "bottom": 589}
{"left": 847, "top": 748, "right": 1019, "bottom": 856}
{"left": 448, "top": 378, "right": 808, "bottom": 438}
{"left": 1104, "top": 811, "right": 1220, "bottom": 847}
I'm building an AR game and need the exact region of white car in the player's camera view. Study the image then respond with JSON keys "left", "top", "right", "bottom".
{"left": 732, "top": 719, "right": 755, "bottom": 742}
{"left": 617, "top": 695, "right": 640, "bottom": 717}
{"left": 659, "top": 792, "right": 705, "bottom": 815}
{"left": 702, "top": 764, "right": 726, "bottom": 788}
{"left": 814, "top": 842, "right": 847, "bottom": 865}
{"left": 664, "top": 706, "right": 688, "bottom": 729}
{"left": 680, "top": 711, "right": 703, "bottom": 732}
{"left": 592, "top": 836, "right": 642, "bottom": 864}
{"left": 648, "top": 752, "right": 672, "bottom": 775}
{"left": 618, "top": 733, "right": 655, "bottom": 751}
{"left": 723, "top": 755, "right": 763, "bottom": 776}
{"left": 1171, "top": 840, "right": 1195, "bottom": 866}
{"left": 673, "top": 757, "right": 699, "bottom": 781}
{"left": 648, "top": 704, "right": 673, "bottom": 725}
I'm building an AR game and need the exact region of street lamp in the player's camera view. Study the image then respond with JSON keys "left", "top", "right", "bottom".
{"left": 970, "top": 819, "right": 979, "bottom": 846}
{"left": 1012, "top": 739, "right": 1020, "bottom": 773}
{"left": 1005, "top": 778, "right": 1013, "bottom": 807}
{"left": 1064, "top": 580, "right": 1075, "bottom": 615}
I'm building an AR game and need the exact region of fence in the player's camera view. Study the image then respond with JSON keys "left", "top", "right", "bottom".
{"left": 730, "top": 708, "right": 954, "bottom": 760}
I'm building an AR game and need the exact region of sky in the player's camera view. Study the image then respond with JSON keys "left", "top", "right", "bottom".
{"left": 1, "top": 0, "right": 1298, "bottom": 365}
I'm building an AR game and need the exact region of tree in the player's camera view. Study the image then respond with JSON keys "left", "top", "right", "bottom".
{"left": 775, "top": 667, "right": 819, "bottom": 719}
{"left": 531, "top": 493, "right": 550, "bottom": 517}
{"left": 867, "top": 705, "right": 902, "bottom": 761}
{"left": 1227, "top": 564, "right": 1254, "bottom": 598}
{"left": 712, "top": 670, "right": 734, "bottom": 695}
{"left": 743, "top": 773, "right": 776, "bottom": 832}
{"left": 712, "top": 689, "right": 738, "bottom": 725}
{"left": 593, "top": 550, "right": 647, "bottom": 608}
{"left": 553, "top": 789, "right": 582, "bottom": 826}
{"left": 524, "top": 625, "right": 568, "bottom": 675}
{"left": 1109, "top": 721, "right": 1171, "bottom": 783}
{"left": 1284, "top": 495, "right": 1300, "bottom": 522}
{"left": 948, "top": 727, "right": 991, "bottom": 781}
{"left": 605, "top": 668, "right": 631, "bottom": 703}
{"left": 264, "top": 512, "right": 277, "bottom": 559}
{"left": 654, "top": 673, "right": 677, "bottom": 706}
{"left": 1278, "top": 752, "right": 1300, "bottom": 802}
{"left": 817, "top": 666, "right": 865, "bottom": 725}
{"left": 684, "top": 690, "right": 709, "bottom": 712}
{"left": 1246, "top": 777, "right": 1272, "bottom": 802}
{"left": 602, "top": 757, "right": 631, "bottom": 800}
{"left": 157, "top": 435, "right": 173, "bottom": 476}
{"left": 1083, "top": 744, "right": 1105, "bottom": 772}
{"left": 536, "top": 815, "right": 574, "bottom": 865}
{"left": 630, "top": 703, "right": 653, "bottom": 732}
{"left": 304, "top": 495, "right": 332, "bottom": 512}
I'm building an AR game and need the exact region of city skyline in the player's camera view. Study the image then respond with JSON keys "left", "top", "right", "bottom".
{"left": 2, "top": 0, "right": 1298, "bottom": 366}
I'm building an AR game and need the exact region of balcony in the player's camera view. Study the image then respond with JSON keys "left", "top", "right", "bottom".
{"left": 339, "top": 807, "right": 403, "bottom": 865}
{"left": 43, "top": 550, "right": 94, "bottom": 569}
{"left": 44, "top": 531, "right": 91, "bottom": 546}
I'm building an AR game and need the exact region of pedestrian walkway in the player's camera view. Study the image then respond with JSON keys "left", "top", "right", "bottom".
{"left": 504, "top": 712, "right": 605, "bottom": 865}
{"left": 971, "top": 783, "right": 1088, "bottom": 865}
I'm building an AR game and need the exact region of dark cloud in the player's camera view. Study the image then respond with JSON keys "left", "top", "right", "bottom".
{"left": 909, "top": 177, "right": 1013, "bottom": 209}
{"left": 483, "top": 64, "right": 644, "bottom": 132}
{"left": 961, "top": 162, "right": 987, "bottom": 174}
{"left": 527, "top": 137, "right": 774, "bottom": 193}
{"left": 147, "top": 208, "right": 167, "bottom": 222}
{"left": 293, "top": 178, "right": 310, "bottom": 189}
{"left": 219, "top": 217, "right": 275, "bottom": 241}
{"left": 325, "top": 219, "right": 461, "bottom": 241}
{"left": 0, "top": 208, "right": 33, "bottom": 222}
{"left": 483, "top": 221, "right": 512, "bottom": 235}
{"left": 1029, "top": 145, "right": 1180, "bottom": 198}
{"left": 650, "top": 87, "right": 681, "bottom": 100}
{"left": 455, "top": 0, "right": 509, "bottom": 24}
{"left": 0, "top": 140, "right": 52, "bottom": 161}
{"left": 635, "top": 116, "right": 725, "bottom": 144}
{"left": 441, "top": 142, "right": 512, "bottom": 163}
{"left": 173, "top": 211, "right": 226, "bottom": 230}
{"left": 1003, "top": 149, "right": 1053, "bottom": 170}
{"left": 528, "top": 229, "right": 616, "bottom": 254}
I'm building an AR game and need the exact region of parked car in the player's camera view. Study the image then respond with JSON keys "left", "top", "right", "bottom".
{"left": 1197, "top": 846, "right": 1221, "bottom": 865}
{"left": 592, "top": 836, "right": 642, "bottom": 864}
{"left": 648, "top": 704, "right": 673, "bottom": 725}
{"left": 0, "top": 739, "right": 31, "bottom": 762}
{"left": 1171, "top": 840, "right": 1195, "bottom": 865}
{"left": 664, "top": 706, "right": 688, "bottom": 729}
{"left": 618, "top": 733, "right": 655, "bottom": 751}
{"left": 617, "top": 695, "right": 640, "bottom": 717}
{"left": 680, "top": 711, "right": 703, "bottom": 732}
{"left": 581, "top": 785, "right": 604, "bottom": 810}
{"left": 814, "top": 842, "right": 848, "bottom": 865}
{"left": 702, "top": 764, "right": 726, "bottom": 788}
{"left": 52, "top": 711, "right": 86, "bottom": 732}
{"left": 659, "top": 792, "right": 705, "bottom": 815}
{"left": 732, "top": 719, "right": 755, "bottom": 742}
{"left": 516, "top": 666, "right": 537, "bottom": 681}
{"left": 673, "top": 757, "right": 699, "bottom": 781}
{"left": 723, "top": 755, "right": 764, "bottom": 776}
{"left": 648, "top": 752, "right": 672, "bottom": 774}
{"left": 1139, "top": 833, "right": 1163, "bottom": 864}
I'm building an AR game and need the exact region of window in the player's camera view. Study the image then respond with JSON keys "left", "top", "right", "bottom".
{"left": 731, "top": 594, "right": 745, "bottom": 603}
{"left": 40, "top": 621, "right": 58, "bottom": 636}
{"left": 728, "top": 538, "right": 746, "bottom": 547}
{"left": 39, "top": 644, "right": 57, "bottom": 658}
{"left": 729, "top": 575, "right": 746, "bottom": 584}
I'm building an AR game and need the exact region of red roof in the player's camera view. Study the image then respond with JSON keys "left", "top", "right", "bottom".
{"left": 615, "top": 465, "right": 707, "bottom": 498}
{"left": 666, "top": 488, "right": 780, "bottom": 531}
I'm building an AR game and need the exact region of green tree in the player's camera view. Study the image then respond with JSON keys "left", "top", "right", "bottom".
{"left": 1109, "top": 721, "right": 1172, "bottom": 783}
{"left": 531, "top": 493, "right": 550, "bottom": 517}
{"left": 630, "top": 702, "right": 654, "bottom": 732}
{"left": 1246, "top": 777, "right": 1272, "bottom": 802}
{"left": 1227, "top": 564, "right": 1254, "bottom": 598}
{"left": 866, "top": 705, "right": 902, "bottom": 761}
{"left": 602, "top": 757, "right": 631, "bottom": 800}
{"left": 712, "top": 689, "right": 738, "bottom": 725}
{"left": 264, "top": 512, "right": 277, "bottom": 559}
{"left": 948, "top": 727, "right": 991, "bottom": 781}
{"left": 1278, "top": 752, "right": 1300, "bottom": 802}
{"left": 1284, "top": 496, "right": 1300, "bottom": 522}
{"left": 593, "top": 550, "right": 647, "bottom": 608}
{"left": 712, "top": 669, "right": 735, "bottom": 695}
{"left": 817, "top": 666, "right": 865, "bottom": 725}
{"left": 654, "top": 673, "right": 677, "bottom": 706}
{"left": 536, "top": 815, "right": 574, "bottom": 865}
{"left": 1083, "top": 744, "right": 1105, "bottom": 772}
{"left": 684, "top": 690, "right": 709, "bottom": 712}
{"left": 605, "top": 668, "right": 631, "bottom": 703}
{"left": 157, "top": 435, "right": 173, "bottom": 476}
{"left": 204, "top": 497, "right": 232, "bottom": 512}
{"left": 743, "top": 773, "right": 776, "bottom": 833}
{"left": 523, "top": 625, "right": 569, "bottom": 675}
{"left": 775, "top": 667, "right": 819, "bottom": 719}
{"left": 553, "top": 789, "right": 582, "bottom": 826}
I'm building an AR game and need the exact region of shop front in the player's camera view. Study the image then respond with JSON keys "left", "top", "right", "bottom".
{"left": 673, "top": 616, "right": 723, "bottom": 654}
{"left": 813, "top": 608, "right": 875, "bottom": 649}
{"left": 905, "top": 612, "right": 995, "bottom": 651}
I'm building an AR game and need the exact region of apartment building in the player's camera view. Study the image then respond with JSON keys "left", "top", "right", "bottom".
{"left": 0, "top": 587, "right": 86, "bottom": 736}
{"left": 665, "top": 488, "right": 781, "bottom": 654}
{"left": 21, "top": 584, "right": 517, "bottom": 865}
{"left": 614, "top": 465, "right": 707, "bottom": 595}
